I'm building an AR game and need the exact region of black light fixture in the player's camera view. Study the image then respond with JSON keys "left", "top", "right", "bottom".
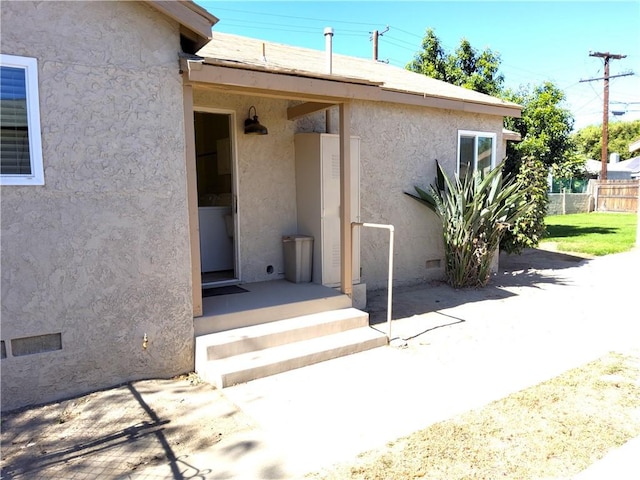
{"left": 244, "top": 106, "right": 268, "bottom": 135}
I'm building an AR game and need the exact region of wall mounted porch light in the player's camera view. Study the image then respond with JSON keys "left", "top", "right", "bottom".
{"left": 244, "top": 106, "right": 268, "bottom": 135}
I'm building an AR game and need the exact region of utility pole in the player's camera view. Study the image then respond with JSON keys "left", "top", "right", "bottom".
{"left": 370, "top": 26, "right": 389, "bottom": 61}
{"left": 583, "top": 51, "right": 627, "bottom": 180}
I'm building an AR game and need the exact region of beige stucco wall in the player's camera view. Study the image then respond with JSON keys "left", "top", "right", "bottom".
{"left": 360, "top": 102, "right": 504, "bottom": 289}
{"left": 0, "top": 1, "right": 510, "bottom": 410}
{"left": 192, "top": 91, "right": 299, "bottom": 283}
{"left": 190, "top": 92, "right": 503, "bottom": 290}
{"left": 301, "top": 102, "right": 505, "bottom": 289}
{"left": 1, "top": 1, "right": 193, "bottom": 410}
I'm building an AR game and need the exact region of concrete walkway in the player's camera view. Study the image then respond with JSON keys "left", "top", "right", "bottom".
{"left": 215, "top": 248, "right": 640, "bottom": 478}
{"left": 2, "top": 248, "right": 639, "bottom": 479}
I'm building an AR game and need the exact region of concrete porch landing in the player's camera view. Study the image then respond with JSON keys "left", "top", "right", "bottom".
{"left": 195, "top": 280, "right": 352, "bottom": 336}
{"left": 194, "top": 280, "right": 388, "bottom": 388}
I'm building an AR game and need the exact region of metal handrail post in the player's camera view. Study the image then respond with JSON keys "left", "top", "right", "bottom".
{"left": 351, "top": 222, "right": 395, "bottom": 341}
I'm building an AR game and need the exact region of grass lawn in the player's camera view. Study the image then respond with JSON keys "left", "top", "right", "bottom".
{"left": 541, "top": 212, "right": 637, "bottom": 256}
{"left": 309, "top": 353, "right": 640, "bottom": 480}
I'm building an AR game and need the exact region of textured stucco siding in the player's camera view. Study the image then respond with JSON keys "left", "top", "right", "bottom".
{"left": 192, "top": 91, "right": 299, "bottom": 283}
{"left": 357, "top": 102, "right": 504, "bottom": 289}
{"left": 1, "top": 2, "right": 193, "bottom": 410}
{"left": 301, "top": 103, "right": 505, "bottom": 289}
{"left": 190, "top": 93, "right": 504, "bottom": 290}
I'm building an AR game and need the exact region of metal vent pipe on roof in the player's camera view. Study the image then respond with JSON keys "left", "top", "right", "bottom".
{"left": 324, "top": 27, "right": 334, "bottom": 74}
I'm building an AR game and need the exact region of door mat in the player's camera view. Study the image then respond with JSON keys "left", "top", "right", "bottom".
{"left": 202, "top": 285, "right": 249, "bottom": 297}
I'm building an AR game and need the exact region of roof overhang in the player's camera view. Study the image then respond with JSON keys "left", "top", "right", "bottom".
{"left": 502, "top": 128, "right": 522, "bottom": 142}
{"left": 146, "top": 1, "right": 217, "bottom": 51}
{"left": 182, "top": 59, "right": 522, "bottom": 119}
{"left": 629, "top": 138, "right": 640, "bottom": 153}
{"left": 184, "top": 59, "right": 381, "bottom": 104}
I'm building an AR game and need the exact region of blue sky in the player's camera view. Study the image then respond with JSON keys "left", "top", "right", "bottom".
{"left": 196, "top": 1, "right": 640, "bottom": 131}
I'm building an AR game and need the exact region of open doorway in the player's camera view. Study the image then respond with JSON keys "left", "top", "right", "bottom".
{"left": 194, "top": 110, "right": 238, "bottom": 287}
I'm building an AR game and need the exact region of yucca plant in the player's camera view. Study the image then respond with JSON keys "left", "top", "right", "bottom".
{"left": 406, "top": 161, "right": 530, "bottom": 288}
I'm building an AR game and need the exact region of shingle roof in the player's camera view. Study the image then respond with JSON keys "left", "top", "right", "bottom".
{"left": 196, "top": 32, "right": 521, "bottom": 114}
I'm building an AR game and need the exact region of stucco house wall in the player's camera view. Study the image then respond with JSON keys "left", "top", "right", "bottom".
{"left": 1, "top": 1, "right": 194, "bottom": 410}
{"left": 1, "top": 1, "right": 515, "bottom": 410}
{"left": 188, "top": 92, "right": 507, "bottom": 291}
{"left": 300, "top": 102, "right": 505, "bottom": 289}
{"left": 192, "top": 91, "right": 299, "bottom": 283}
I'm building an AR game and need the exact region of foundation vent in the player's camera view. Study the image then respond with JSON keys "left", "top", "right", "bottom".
{"left": 425, "top": 259, "right": 442, "bottom": 269}
{"left": 11, "top": 333, "right": 62, "bottom": 357}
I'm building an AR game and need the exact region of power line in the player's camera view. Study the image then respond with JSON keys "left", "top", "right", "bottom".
{"left": 388, "top": 25, "right": 425, "bottom": 40}
{"left": 219, "top": 22, "right": 366, "bottom": 37}
{"left": 218, "top": 17, "right": 365, "bottom": 35}
{"left": 383, "top": 34, "right": 420, "bottom": 50}
{"left": 210, "top": 6, "right": 445, "bottom": 57}
{"left": 207, "top": 4, "right": 640, "bottom": 126}
{"left": 211, "top": 6, "right": 378, "bottom": 27}
{"left": 383, "top": 38, "right": 417, "bottom": 53}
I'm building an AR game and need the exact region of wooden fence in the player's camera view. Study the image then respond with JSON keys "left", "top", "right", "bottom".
{"left": 591, "top": 179, "right": 639, "bottom": 213}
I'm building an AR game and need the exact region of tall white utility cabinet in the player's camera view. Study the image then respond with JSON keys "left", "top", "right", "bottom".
{"left": 294, "top": 133, "right": 360, "bottom": 287}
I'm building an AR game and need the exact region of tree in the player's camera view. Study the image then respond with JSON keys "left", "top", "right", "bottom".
{"left": 503, "top": 82, "right": 575, "bottom": 169}
{"left": 408, "top": 29, "right": 574, "bottom": 172}
{"left": 407, "top": 28, "right": 504, "bottom": 96}
{"left": 501, "top": 82, "right": 575, "bottom": 253}
{"left": 573, "top": 119, "right": 640, "bottom": 162}
{"left": 408, "top": 29, "right": 577, "bottom": 254}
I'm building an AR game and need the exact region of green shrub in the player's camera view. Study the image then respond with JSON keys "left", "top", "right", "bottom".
{"left": 500, "top": 156, "right": 549, "bottom": 254}
{"left": 407, "top": 161, "right": 529, "bottom": 288}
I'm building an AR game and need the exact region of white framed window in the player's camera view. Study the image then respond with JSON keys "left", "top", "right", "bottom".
{"left": 1, "top": 54, "right": 44, "bottom": 185}
{"left": 457, "top": 130, "right": 497, "bottom": 179}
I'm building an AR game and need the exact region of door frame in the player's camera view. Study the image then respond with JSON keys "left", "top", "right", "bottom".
{"left": 184, "top": 85, "right": 241, "bottom": 318}
{"left": 193, "top": 106, "right": 241, "bottom": 284}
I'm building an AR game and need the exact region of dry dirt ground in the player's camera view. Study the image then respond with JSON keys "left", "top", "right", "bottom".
{"left": 0, "top": 374, "right": 257, "bottom": 478}
{"left": 307, "top": 351, "right": 640, "bottom": 480}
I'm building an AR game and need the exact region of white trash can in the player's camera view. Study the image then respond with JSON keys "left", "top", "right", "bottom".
{"left": 282, "top": 235, "right": 313, "bottom": 283}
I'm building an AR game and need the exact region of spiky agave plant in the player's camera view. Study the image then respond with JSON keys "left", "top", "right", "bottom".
{"left": 406, "top": 161, "right": 529, "bottom": 288}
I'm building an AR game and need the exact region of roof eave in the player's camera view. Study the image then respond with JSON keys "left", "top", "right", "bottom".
{"left": 184, "top": 59, "right": 379, "bottom": 104}
{"left": 502, "top": 128, "right": 522, "bottom": 141}
{"left": 185, "top": 59, "right": 522, "bottom": 118}
{"left": 146, "top": 1, "right": 217, "bottom": 50}
{"left": 201, "top": 58, "right": 383, "bottom": 87}
{"left": 379, "top": 86, "right": 521, "bottom": 118}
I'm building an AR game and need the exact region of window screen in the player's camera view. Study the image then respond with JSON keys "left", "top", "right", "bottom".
{"left": 1, "top": 66, "right": 31, "bottom": 175}
{"left": 457, "top": 131, "right": 496, "bottom": 179}
{"left": 459, "top": 135, "right": 475, "bottom": 179}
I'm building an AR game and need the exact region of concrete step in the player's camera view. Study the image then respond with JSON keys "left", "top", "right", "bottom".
{"left": 196, "top": 307, "right": 369, "bottom": 361}
{"left": 197, "top": 327, "right": 388, "bottom": 388}
{"left": 195, "top": 282, "right": 352, "bottom": 336}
